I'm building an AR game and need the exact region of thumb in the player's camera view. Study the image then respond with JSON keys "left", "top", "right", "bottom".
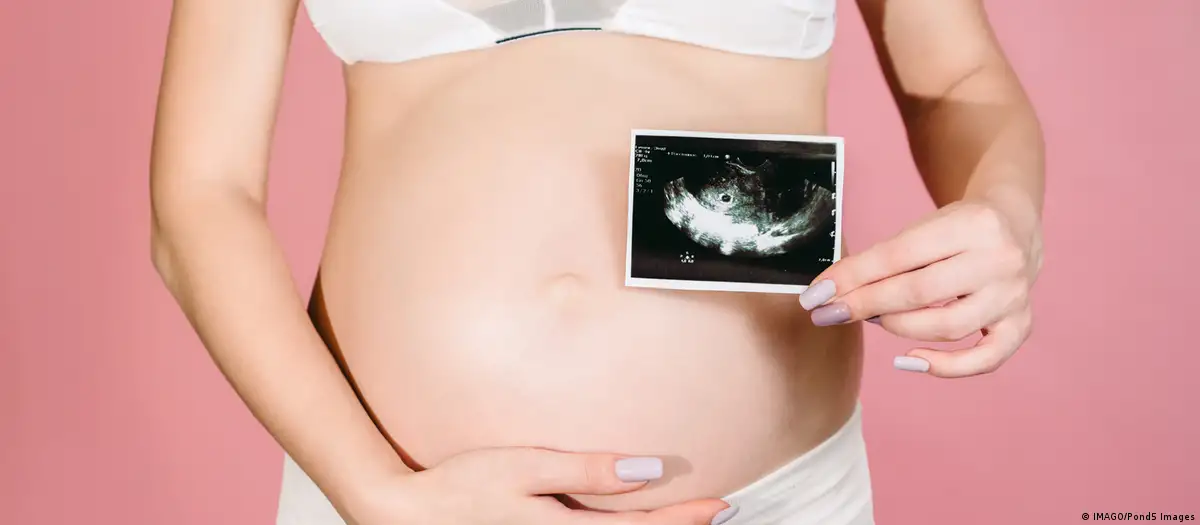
{"left": 647, "top": 499, "right": 739, "bottom": 525}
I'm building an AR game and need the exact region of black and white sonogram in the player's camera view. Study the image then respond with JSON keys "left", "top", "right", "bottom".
{"left": 624, "top": 130, "right": 844, "bottom": 294}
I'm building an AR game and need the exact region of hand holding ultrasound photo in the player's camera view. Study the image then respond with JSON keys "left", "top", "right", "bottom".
{"left": 625, "top": 130, "right": 845, "bottom": 294}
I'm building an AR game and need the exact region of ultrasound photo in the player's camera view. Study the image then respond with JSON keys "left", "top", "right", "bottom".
{"left": 624, "top": 130, "right": 844, "bottom": 294}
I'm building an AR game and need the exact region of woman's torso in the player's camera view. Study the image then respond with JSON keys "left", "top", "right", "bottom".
{"left": 313, "top": 31, "right": 863, "bottom": 511}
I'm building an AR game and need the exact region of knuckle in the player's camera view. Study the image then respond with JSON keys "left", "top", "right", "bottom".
{"left": 982, "top": 355, "right": 1006, "bottom": 374}
{"left": 457, "top": 447, "right": 516, "bottom": 490}
{"left": 881, "top": 318, "right": 918, "bottom": 339}
{"left": 471, "top": 446, "right": 509, "bottom": 470}
{"left": 964, "top": 206, "right": 1008, "bottom": 246}
{"left": 996, "top": 246, "right": 1026, "bottom": 275}
{"left": 1006, "top": 284, "right": 1032, "bottom": 313}
{"left": 988, "top": 283, "right": 1024, "bottom": 317}
{"left": 584, "top": 454, "right": 622, "bottom": 491}
{"left": 526, "top": 449, "right": 577, "bottom": 491}
{"left": 504, "top": 448, "right": 540, "bottom": 479}
{"left": 972, "top": 203, "right": 1005, "bottom": 231}
{"left": 912, "top": 271, "right": 951, "bottom": 306}
{"left": 907, "top": 283, "right": 935, "bottom": 308}
{"left": 512, "top": 446, "right": 542, "bottom": 467}
{"left": 975, "top": 365, "right": 998, "bottom": 376}
{"left": 933, "top": 322, "right": 973, "bottom": 342}
{"left": 833, "top": 263, "right": 860, "bottom": 290}
{"left": 1027, "top": 240, "right": 1046, "bottom": 275}
{"left": 924, "top": 323, "right": 952, "bottom": 342}
{"left": 931, "top": 307, "right": 985, "bottom": 342}
{"left": 944, "top": 321, "right": 978, "bottom": 342}
{"left": 527, "top": 466, "right": 560, "bottom": 491}
{"left": 978, "top": 348, "right": 1011, "bottom": 375}
{"left": 1018, "top": 308, "right": 1035, "bottom": 338}
{"left": 581, "top": 456, "right": 604, "bottom": 489}
{"left": 963, "top": 356, "right": 999, "bottom": 376}
{"left": 880, "top": 243, "right": 909, "bottom": 271}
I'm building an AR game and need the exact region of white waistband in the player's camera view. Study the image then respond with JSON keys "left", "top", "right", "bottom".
{"left": 720, "top": 403, "right": 875, "bottom": 525}
{"left": 277, "top": 405, "right": 874, "bottom": 525}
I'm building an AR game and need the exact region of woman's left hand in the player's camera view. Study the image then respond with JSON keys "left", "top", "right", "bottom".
{"left": 797, "top": 196, "right": 1044, "bottom": 378}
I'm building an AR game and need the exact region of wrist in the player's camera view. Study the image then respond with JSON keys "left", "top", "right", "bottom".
{"left": 966, "top": 183, "right": 1045, "bottom": 274}
{"left": 336, "top": 470, "right": 425, "bottom": 525}
{"left": 968, "top": 183, "right": 1041, "bottom": 230}
{"left": 320, "top": 456, "right": 416, "bottom": 519}
{"left": 962, "top": 161, "right": 1043, "bottom": 217}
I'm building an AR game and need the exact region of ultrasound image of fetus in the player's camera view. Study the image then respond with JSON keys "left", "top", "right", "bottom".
{"left": 662, "top": 158, "right": 835, "bottom": 257}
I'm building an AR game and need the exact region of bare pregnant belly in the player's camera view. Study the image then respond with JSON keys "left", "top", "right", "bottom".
{"left": 316, "top": 33, "right": 863, "bottom": 511}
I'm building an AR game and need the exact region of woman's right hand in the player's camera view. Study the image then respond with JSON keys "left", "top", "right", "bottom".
{"left": 345, "top": 447, "right": 738, "bottom": 525}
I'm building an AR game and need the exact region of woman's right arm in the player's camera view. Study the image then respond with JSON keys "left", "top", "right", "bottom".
{"left": 148, "top": 0, "right": 408, "bottom": 514}
{"left": 149, "top": 3, "right": 736, "bottom": 523}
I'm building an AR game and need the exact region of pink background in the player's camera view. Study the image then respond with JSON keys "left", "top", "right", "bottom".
{"left": 3, "top": 0, "right": 1198, "bottom": 523}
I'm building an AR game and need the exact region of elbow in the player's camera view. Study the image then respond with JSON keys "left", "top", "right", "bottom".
{"left": 149, "top": 214, "right": 176, "bottom": 285}
{"left": 147, "top": 179, "right": 264, "bottom": 285}
{"left": 150, "top": 232, "right": 169, "bottom": 279}
{"left": 148, "top": 182, "right": 196, "bottom": 285}
{"left": 149, "top": 188, "right": 183, "bottom": 286}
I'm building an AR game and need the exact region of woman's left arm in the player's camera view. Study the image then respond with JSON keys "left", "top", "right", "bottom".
{"left": 798, "top": 0, "right": 1046, "bottom": 377}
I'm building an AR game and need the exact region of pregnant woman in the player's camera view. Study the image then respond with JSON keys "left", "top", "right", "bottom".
{"left": 149, "top": 1, "right": 1045, "bottom": 524}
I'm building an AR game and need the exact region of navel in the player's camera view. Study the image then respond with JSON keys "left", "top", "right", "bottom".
{"left": 542, "top": 273, "right": 588, "bottom": 306}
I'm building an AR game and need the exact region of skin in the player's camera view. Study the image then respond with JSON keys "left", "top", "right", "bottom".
{"left": 149, "top": 0, "right": 1043, "bottom": 523}
{"left": 804, "top": 0, "right": 1045, "bottom": 377}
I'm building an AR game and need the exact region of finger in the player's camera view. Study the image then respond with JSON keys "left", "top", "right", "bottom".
{"left": 894, "top": 311, "right": 1032, "bottom": 378}
{"left": 800, "top": 216, "right": 969, "bottom": 310}
{"left": 567, "top": 499, "right": 737, "bottom": 525}
{"left": 495, "top": 448, "right": 662, "bottom": 496}
{"left": 810, "top": 253, "right": 989, "bottom": 326}
{"left": 874, "top": 283, "right": 1020, "bottom": 341}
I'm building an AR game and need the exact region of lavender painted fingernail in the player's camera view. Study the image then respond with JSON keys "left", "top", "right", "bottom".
{"left": 866, "top": 316, "right": 882, "bottom": 325}
{"left": 712, "top": 504, "right": 740, "bottom": 525}
{"left": 811, "top": 302, "right": 852, "bottom": 326}
{"left": 799, "top": 280, "right": 836, "bottom": 310}
{"left": 615, "top": 457, "right": 663, "bottom": 482}
{"left": 893, "top": 356, "right": 931, "bottom": 373}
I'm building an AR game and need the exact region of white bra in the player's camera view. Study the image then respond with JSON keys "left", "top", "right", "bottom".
{"left": 304, "top": 0, "right": 838, "bottom": 65}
